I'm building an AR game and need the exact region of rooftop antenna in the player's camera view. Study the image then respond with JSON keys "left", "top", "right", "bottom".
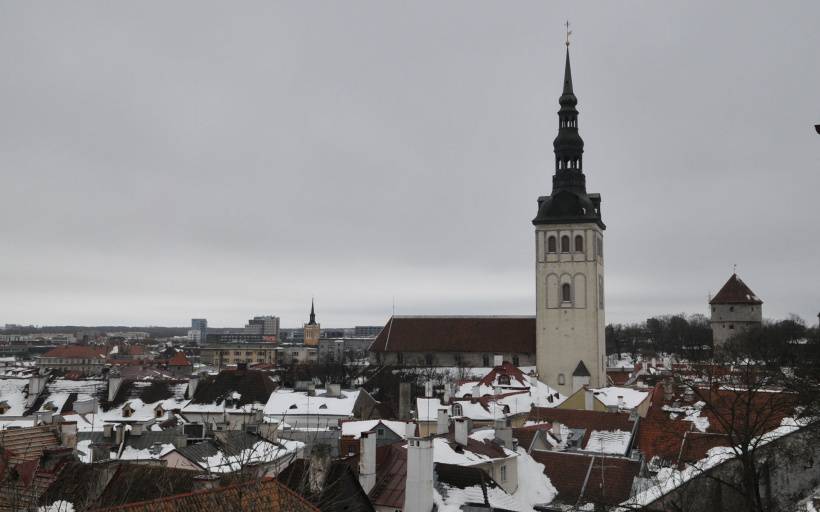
{"left": 565, "top": 20, "right": 572, "bottom": 47}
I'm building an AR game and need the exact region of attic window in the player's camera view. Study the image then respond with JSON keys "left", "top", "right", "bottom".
{"left": 452, "top": 404, "right": 463, "bottom": 416}
{"left": 498, "top": 375, "right": 511, "bottom": 385}
{"left": 319, "top": 404, "right": 328, "bottom": 409}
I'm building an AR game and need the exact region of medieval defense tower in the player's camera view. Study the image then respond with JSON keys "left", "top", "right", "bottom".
{"left": 533, "top": 44, "right": 606, "bottom": 395}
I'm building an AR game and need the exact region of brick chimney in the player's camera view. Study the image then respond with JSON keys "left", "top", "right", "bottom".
{"left": 404, "top": 437, "right": 434, "bottom": 512}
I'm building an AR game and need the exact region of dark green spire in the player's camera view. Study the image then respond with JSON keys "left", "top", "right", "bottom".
{"left": 308, "top": 299, "right": 316, "bottom": 325}
{"left": 552, "top": 48, "right": 585, "bottom": 193}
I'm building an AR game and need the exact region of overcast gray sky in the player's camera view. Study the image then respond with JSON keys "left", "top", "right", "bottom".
{"left": 1, "top": 1, "right": 818, "bottom": 328}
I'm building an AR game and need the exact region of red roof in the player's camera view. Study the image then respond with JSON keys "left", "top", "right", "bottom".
{"left": 478, "top": 362, "right": 528, "bottom": 387}
{"left": 42, "top": 345, "right": 106, "bottom": 359}
{"left": 710, "top": 273, "right": 762, "bottom": 305}
{"left": 637, "top": 382, "right": 795, "bottom": 466}
{"left": 527, "top": 408, "right": 636, "bottom": 449}
{"left": 167, "top": 352, "right": 191, "bottom": 366}
{"left": 369, "top": 443, "right": 407, "bottom": 509}
{"left": 607, "top": 369, "right": 632, "bottom": 386}
{"left": 530, "top": 450, "right": 641, "bottom": 506}
{"left": 369, "top": 316, "right": 535, "bottom": 354}
{"left": 127, "top": 345, "right": 146, "bottom": 356}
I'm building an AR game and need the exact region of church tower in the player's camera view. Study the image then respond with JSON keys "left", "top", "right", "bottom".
{"left": 303, "top": 299, "right": 321, "bottom": 346}
{"left": 533, "top": 45, "right": 606, "bottom": 395}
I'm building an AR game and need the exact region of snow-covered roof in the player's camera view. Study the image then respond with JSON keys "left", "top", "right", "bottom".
{"left": 591, "top": 386, "right": 649, "bottom": 410}
{"left": 0, "top": 379, "right": 28, "bottom": 416}
{"left": 585, "top": 429, "right": 633, "bottom": 455}
{"left": 341, "top": 419, "right": 413, "bottom": 439}
{"left": 432, "top": 435, "right": 516, "bottom": 467}
{"left": 263, "top": 388, "right": 359, "bottom": 418}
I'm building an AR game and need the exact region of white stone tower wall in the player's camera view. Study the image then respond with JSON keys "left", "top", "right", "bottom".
{"left": 711, "top": 303, "right": 763, "bottom": 345}
{"left": 535, "top": 222, "right": 606, "bottom": 395}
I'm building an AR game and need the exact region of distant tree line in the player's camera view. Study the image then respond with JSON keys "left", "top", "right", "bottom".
{"left": 606, "top": 313, "right": 818, "bottom": 359}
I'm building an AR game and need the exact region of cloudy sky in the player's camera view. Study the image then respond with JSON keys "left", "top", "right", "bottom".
{"left": 1, "top": 2, "right": 818, "bottom": 328}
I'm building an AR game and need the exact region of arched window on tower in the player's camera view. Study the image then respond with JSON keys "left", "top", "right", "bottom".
{"left": 561, "top": 283, "right": 571, "bottom": 303}
{"left": 574, "top": 235, "right": 584, "bottom": 252}
{"left": 547, "top": 236, "right": 556, "bottom": 253}
{"left": 561, "top": 236, "right": 570, "bottom": 253}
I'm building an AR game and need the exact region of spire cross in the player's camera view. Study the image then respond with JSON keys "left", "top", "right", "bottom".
{"left": 565, "top": 21, "right": 572, "bottom": 47}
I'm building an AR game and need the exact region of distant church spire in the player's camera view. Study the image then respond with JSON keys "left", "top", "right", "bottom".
{"left": 308, "top": 299, "right": 317, "bottom": 325}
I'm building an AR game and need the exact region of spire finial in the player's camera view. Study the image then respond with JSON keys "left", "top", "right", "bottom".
{"left": 733, "top": 263, "right": 737, "bottom": 275}
{"left": 565, "top": 20, "right": 572, "bottom": 48}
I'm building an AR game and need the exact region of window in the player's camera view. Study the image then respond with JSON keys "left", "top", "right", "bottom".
{"left": 377, "top": 428, "right": 385, "bottom": 436}
{"left": 512, "top": 355, "right": 519, "bottom": 366}
{"left": 483, "top": 354, "right": 490, "bottom": 366}
{"left": 562, "top": 283, "right": 572, "bottom": 302}
{"left": 558, "top": 373, "right": 566, "bottom": 385}
{"left": 729, "top": 324, "right": 735, "bottom": 330}
{"left": 575, "top": 234, "right": 584, "bottom": 252}
{"left": 598, "top": 275, "right": 604, "bottom": 310}
{"left": 425, "top": 353, "right": 433, "bottom": 365}
{"left": 561, "top": 235, "right": 570, "bottom": 253}
{"left": 547, "top": 236, "right": 557, "bottom": 253}
{"left": 452, "top": 403, "right": 463, "bottom": 416}
{"left": 499, "top": 375, "right": 511, "bottom": 385}
{"left": 397, "top": 352, "right": 404, "bottom": 364}
{"left": 500, "top": 465, "right": 507, "bottom": 482}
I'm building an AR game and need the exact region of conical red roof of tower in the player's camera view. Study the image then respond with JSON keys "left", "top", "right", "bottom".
{"left": 710, "top": 274, "right": 762, "bottom": 305}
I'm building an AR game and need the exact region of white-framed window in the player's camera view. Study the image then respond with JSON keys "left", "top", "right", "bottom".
{"left": 500, "top": 464, "right": 507, "bottom": 482}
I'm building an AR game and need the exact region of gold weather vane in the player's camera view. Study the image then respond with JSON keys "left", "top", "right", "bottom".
{"left": 565, "top": 20, "right": 572, "bottom": 47}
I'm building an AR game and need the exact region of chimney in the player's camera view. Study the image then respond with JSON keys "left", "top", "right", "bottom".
{"left": 404, "top": 437, "right": 434, "bottom": 512}
{"left": 358, "top": 431, "right": 377, "bottom": 494}
{"left": 663, "top": 377, "right": 674, "bottom": 401}
{"left": 442, "top": 383, "right": 451, "bottom": 404}
{"left": 188, "top": 373, "right": 199, "bottom": 399}
{"left": 259, "top": 422, "right": 279, "bottom": 443}
{"left": 114, "top": 424, "right": 125, "bottom": 445}
{"left": 617, "top": 395, "right": 626, "bottom": 410}
{"left": 58, "top": 421, "right": 78, "bottom": 449}
{"left": 454, "top": 417, "right": 471, "bottom": 447}
{"left": 493, "top": 354, "right": 503, "bottom": 367}
{"left": 552, "top": 421, "right": 563, "bottom": 440}
{"left": 26, "top": 372, "right": 48, "bottom": 407}
{"left": 406, "top": 422, "right": 417, "bottom": 438}
{"left": 307, "top": 383, "right": 316, "bottom": 397}
{"left": 103, "top": 423, "right": 113, "bottom": 439}
{"left": 108, "top": 369, "right": 123, "bottom": 403}
{"left": 584, "top": 388, "right": 594, "bottom": 411}
{"left": 436, "top": 408, "right": 449, "bottom": 435}
{"left": 424, "top": 381, "right": 433, "bottom": 398}
{"left": 651, "top": 357, "right": 657, "bottom": 369}
{"left": 471, "top": 385, "right": 481, "bottom": 399}
{"left": 327, "top": 383, "right": 341, "bottom": 398}
{"left": 493, "top": 419, "right": 513, "bottom": 449}
{"left": 131, "top": 422, "right": 145, "bottom": 436}
{"left": 308, "top": 445, "right": 331, "bottom": 494}
{"left": 398, "top": 382, "right": 411, "bottom": 420}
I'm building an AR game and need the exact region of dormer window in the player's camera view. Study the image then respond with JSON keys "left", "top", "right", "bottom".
{"left": 319, "top": 404, "right": 328, "bottom": 409}
{"left": 498, "top": 375, "right": 511, "bottom": 386}
{"left": 122, "top": 405, "right": 134, "bottom": 418}
{"left": 155, "top": 406, "right": 164, "bottom": 418}
{"left": 0, "top": 401, "right": 9, "bottom": 414}
{"left": 452, "top": 404, "right": 463, "bottom": 416}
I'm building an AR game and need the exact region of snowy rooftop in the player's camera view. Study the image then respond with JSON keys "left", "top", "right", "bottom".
{"left": 263, "top": 388, "right": 359, "bottom": 418}
{"left": 0, "top": 379, "right": 28, "bottom": 416}
{"left": 341, "top": 419, "right": 414, "bottom": 439}
{"left": 591, "top": 386, "right": 649, "bottom": 410}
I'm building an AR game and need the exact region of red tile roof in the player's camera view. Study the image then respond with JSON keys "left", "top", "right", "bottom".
{"left": 478, "top": 362, "right": 528, "bottom": 387}
{"left": 530, "top": 450, "right": 641, "bottom": 506}
{"left": 166, "top": 352, "right": 191, "bottom": 366}
{"left": 95, "top": 478, "right": 319, "bottom": 512}
{"left": 369, "top": 443, "right": 407, "bottom": 509}
{"left": 369, "top": 316, "right": 535, "bottom": 354}
{"left": 42, "top": 346, "right": 107, "bottom": 359}
{"left": 710, "top": 273, "right": 762, "bottom": 305}
{"left": 607, "top": 369, "right": 632, "bottom": 386}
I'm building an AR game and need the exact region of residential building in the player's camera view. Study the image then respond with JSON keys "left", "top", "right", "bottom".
{"left": 354, "top": 325, "right": 383, "bottom": 338}
{"left": 200, "top": 342, "right": 277, "bottom": 368}
{"left": 710, "top": 273, "right": 763, "bottom": 346}
{"left": 533, "top": 47, "right": 607, "bottom": 395}
{"left": 36, "top": 345, "right": 108, "bottom": 375}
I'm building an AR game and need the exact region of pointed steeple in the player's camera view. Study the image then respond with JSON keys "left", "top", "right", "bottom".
{"left": 533, "top": 40, "right": 604, "bottom": 230}
{"left": 552, "top": 48, "right": 585, "bottom": 193}
{"left": 308, "top": 299, "right": 317, "bottom": 325}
